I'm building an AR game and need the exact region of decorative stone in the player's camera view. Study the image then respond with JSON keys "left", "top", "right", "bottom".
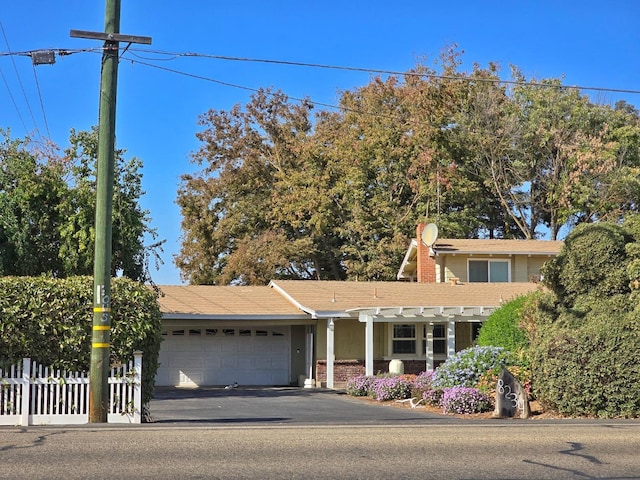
{"left": 389, "top": 359, "right": 404, "bottom": 375}
{"left": 493, "top": 367, "right": 530, "bottom": 419}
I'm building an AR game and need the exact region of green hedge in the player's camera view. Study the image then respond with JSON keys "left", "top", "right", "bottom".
{"left": 0, "top": 276, "right": 162, "bottom": 406}
{"left": 477, "top": 295, "right": 529, "bottom": 356}
{"left": 529, "top": 219, "right": 640, "bottom": 418}
{"left": 529, "top": 309, "right": 640, "bottom": 418}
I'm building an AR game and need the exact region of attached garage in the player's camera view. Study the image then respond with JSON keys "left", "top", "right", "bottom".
{"left": 155, "top": 285, "right": 314, "bottom": 388}
{"left": 156, "top": 326, "right": 291, "bottom": 387}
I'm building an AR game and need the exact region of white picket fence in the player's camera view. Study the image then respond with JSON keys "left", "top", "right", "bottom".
{"left": 0, "top": 352, "right": 142, "bottom": 425}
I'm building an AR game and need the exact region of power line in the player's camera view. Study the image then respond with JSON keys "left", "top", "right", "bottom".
{"left": 0, "top": 21, "right": 40, "bottom": 136}
{"left": 0, "top": 65, "right": 28, "bottom": 133}
{"left": 31, "top": 62, "right": 51, "bottom": 138}
{"left": 3, "top": 45, "right": 640, "bottom": 97}
{"left": 127, "top": 47, "right": 640, "bottom": 97}
{"left": 121, "top": 55, "right": 425, "bottom": 127}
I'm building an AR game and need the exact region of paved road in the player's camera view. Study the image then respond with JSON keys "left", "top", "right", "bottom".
{"left": 148, "top": 386, "right": 459, "bottom": 425}
{"left": 1, "top": 423, "right": 640, "bottom": 479}
{"left": 2, "top": 388, "right": 639, "bottom": 479}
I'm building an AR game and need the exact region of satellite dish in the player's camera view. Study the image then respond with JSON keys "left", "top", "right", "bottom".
{"left": 421, "top": 223, "right": 438, "bottom": 247}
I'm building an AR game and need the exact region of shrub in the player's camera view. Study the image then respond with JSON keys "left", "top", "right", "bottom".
{"left": 346, "top": 374, "right": 373, "bottom": 397}
{"left": 422, "top": 387, "right": 444, "bottom": 407}
{"left": 528, "top": 220, "right": 640, "bottom": 418}
{"left": 370, "top": 374, "right": 414, "bottom": 401}
{"left": 440, "top": 387, "right": 492, "bottom": 415}
{"left": 432, "top": 346, "right": 511, "bottom": 389}
{"left": 530, "top": 311, "right": 640, "bottom": 418}
{"left": 0, "top": 276, "right": 162, "bottom": 407}
{"left": 477, "top": 296, "right": 529, "bottom": 355}
{"left": 411, "top": 370, "right": 435, "bottom": 399}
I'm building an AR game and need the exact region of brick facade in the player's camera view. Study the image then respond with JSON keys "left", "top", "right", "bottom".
{"left": 416, "top": 223, "right": 437, "bottom": 283}
{"left": 316, "top": 359, "right": 428, "bottom": 387}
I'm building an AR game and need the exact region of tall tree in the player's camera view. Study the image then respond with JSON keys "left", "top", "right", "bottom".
{"left": 60, "top": 128, "right": 162, "bottom": 281}
{"left": 176, "top": 89, "right": 324, "bottom": 284}
{"left": 0, "top": 128, "right": 161, "bottom": 282}
{"left": 0, "top": 130, "right": 67, "bottom": 275}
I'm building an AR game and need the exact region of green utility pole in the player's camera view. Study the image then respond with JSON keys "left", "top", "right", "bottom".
{"left": 71, "top": 0, "right": 151, "bottom": 423}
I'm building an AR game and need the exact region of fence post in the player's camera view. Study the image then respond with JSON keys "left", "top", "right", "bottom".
{"left": 132, "top": 351, "right": 143, "bottom": 424}
{"left": 20, "top": 358, "right": 30, "bottom": 426}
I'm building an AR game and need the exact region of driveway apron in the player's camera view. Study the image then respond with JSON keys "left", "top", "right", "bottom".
{"left": 149, "top": 387, "right": 457, "bottom": 426}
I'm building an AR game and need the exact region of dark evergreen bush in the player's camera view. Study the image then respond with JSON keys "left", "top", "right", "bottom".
{"left": 0, "top": 276, "right": 162, "bottom": 406}
{"left": 530, "top": 219, "right": 640, "bottom": 418}
{"left": 529, "top": 310, "right": 640, "bottom": 418}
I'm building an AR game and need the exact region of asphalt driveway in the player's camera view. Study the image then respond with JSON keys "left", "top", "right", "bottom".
{"left": 149, "top": 386, "right": 459, "bottom": 426}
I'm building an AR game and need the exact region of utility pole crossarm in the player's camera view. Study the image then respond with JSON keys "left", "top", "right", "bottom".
{"left": 70, "top": 29, "right": 152, "bottom": 45}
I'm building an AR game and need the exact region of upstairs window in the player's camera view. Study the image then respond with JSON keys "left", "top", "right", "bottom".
{"left": 468, "top": 259, "right": 510, "bottom": 282}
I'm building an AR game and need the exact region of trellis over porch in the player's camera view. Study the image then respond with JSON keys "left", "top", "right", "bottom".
{"left": 0, "top": 352, "right": 143, "bottom": 426}
{"left": 323, "top": 305, "right": 497, "bottom": 388}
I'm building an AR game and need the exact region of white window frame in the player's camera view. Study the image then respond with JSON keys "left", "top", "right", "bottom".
{"left": 389, "top": 323, "right": 448, "bottom": 359}
{"left": 391, "top": 324, "right": 417, "bottom": 355}
{"left": 467, "top": 258, "right": 511, "bottom": 282}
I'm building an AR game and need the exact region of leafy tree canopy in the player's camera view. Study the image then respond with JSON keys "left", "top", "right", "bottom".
{"left": 0, "top": 128, "right": 163, "bottom": 282}
{"left": 176, "top": 47, "right": 640, "bottom": 285}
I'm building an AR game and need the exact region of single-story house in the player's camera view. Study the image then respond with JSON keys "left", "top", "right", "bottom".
{"left": 156, "top": 225, "right": 563, "bottom": 388}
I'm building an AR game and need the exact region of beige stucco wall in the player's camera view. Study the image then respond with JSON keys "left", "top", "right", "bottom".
{"left": 527, "top": 256, "right": 552, "bottom": 280}
{"left": 438, "top": 253, "right": 552, "bottom": 283}
{"left": 315, "top": 318, "right": 385, "bottom": 360}
{"left": 512, "top": 255, "right": 528, "bottom": 282}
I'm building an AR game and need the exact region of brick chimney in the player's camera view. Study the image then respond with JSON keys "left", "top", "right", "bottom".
{"left": 416, "top": 223, "right": 437, "bottom": 283}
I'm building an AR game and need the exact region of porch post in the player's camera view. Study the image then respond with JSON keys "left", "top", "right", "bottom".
{"left": 447, "top": 320, "right": 456, "bottom": 359}
{"left": 364, "top": 314, "right": 374, "bottom": 376}
{"left": 425, "top": 324, "right": 434, "bottom": 371}
{"left": 326, "top": 318, "right": 335, "bottom": 389}
{"left": 305, "top": 325, "right": 314, "bottom": 383}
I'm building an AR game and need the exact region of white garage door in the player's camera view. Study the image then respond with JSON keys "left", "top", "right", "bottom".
{"left": 156, "top": 326, "right": 290, "bottom": 387}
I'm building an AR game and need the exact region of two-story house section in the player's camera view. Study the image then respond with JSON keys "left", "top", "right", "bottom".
{"left": 397, "top": 224, "right": 564, "bottom": 284}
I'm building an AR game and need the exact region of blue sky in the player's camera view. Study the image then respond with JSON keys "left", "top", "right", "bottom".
{"left": 1, "top": 1, "right": 639, "bottom": 285}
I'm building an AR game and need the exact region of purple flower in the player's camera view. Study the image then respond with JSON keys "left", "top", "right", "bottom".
{"left": 440, "top": 386, "right": 492, "bottom": 414}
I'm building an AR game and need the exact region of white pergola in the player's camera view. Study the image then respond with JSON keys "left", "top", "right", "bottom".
{"left": 323, "top": 305, "right": 498, "bottom": 389}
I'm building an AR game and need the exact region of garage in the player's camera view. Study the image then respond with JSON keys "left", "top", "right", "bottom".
{"left": 156, "top": 326, "right": 291, "bottom": 387}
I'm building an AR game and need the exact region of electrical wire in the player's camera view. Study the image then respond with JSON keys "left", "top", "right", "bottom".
{"left": 0, "top": 21, "right": 39, "bottom": 136}
{"left": 0, "top": 65, "right": 28, "bottom": 133}
{"left": 2, "top": 45, "right": 640, "bottom": 97}
{"left": 126, "top": 47, "right": 640, "bottom": 97}
{"left": 120, "top": 55, "right": 429, "bottom": 127}
{"left": 31, "top": 62, "right": 51, "bottom": 138}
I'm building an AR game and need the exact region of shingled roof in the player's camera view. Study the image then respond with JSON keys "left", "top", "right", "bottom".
{"left": 156, "top": 280, "right": 543, "bottom": 320}
{"left": 269, "top": 280, "right": 542, "bottom": 317}
{"left": 432, "top": 238, "right": 564, "bottom": 255}
{"left": 157, "top": 285, "right": 307, "bottom": 319}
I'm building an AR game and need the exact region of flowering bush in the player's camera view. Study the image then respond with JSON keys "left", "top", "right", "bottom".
{"left": 346, "top": 374, "right": 374, "bottom": 397}
{"left": 440, "top": 387, "right": 492, "bottom": 414}
{"left": 370, "top": 375, "right": 414, "bottom": 401}
{"left": 411, "top": 370, "right": 435, "bottom": 399}
{"left": 422, "top": 387, "right": 444, "bottom": 407}
{"left": 432, "top": 346, "right": 511, "bottom": 389}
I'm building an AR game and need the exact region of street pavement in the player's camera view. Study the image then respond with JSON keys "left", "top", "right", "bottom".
{"left": 1, "top": 387, "right": 640, "bottom": 479}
